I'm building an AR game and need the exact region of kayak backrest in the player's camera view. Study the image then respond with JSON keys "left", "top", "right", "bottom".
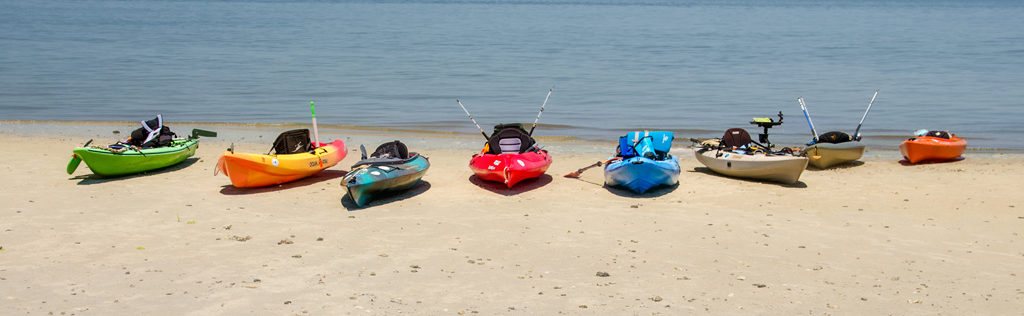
{"left": 371, "top": 140, "right": 410, "bottom": 159}
{"left": 818, "top": 131, "right": 852, "bottom": 144}
{"left": 127, "top": 115, "right": 177, "bottom": 148}
{"left": 721, "top": 128, "right": 751, "bottom": 148}
{"left": 488, "top": 125, "right": 535, "bottom": 154}
{"left": 927, "top": 130, "right": 951, "bottom": 139}
{"left": 270, "top": 129, "right": 311, "bottom": 155}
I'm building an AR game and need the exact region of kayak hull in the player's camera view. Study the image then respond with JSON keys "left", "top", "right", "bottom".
{"left": 800, "top": 142, "right": 866, "bottom": 169}
{"left": 604, "top": 156, "right": 680, "bottom": 193}
{"left": 469, "top": 151, "right": 552, "bottom": 188}
{"left": 70, "top": 138, "right": 199, "bottom": 177}
{"left": 217, "top": 140, "right": 346, "bottom": 188}
{"left": 695, "top": 149, "right": 808, "bottom": 184}
{"left": 899, "top": 136, "right": 966, "bottom": 164}
{"left": 343, "top": 154, "right": 430, "bottom": 207}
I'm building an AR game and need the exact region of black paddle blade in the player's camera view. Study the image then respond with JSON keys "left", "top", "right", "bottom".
{"left": 360, "top": 144, "right": 367, "bottom": 160}
{"left": 191, "top": 129, "right": 217, "bottom": 138}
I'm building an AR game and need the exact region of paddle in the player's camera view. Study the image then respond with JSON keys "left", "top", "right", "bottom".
{"left": 528, "top": 86, "right": 555, "bottom": 136}
{"left": 853, "top": 90, "right": 879, "bottom": 141}
{"left": 310, "top": 101, "right": 321, "bottom": 148}
{"left": 456, "top": 99, "right": 489, "bottom": 141}
{"left": 564, "top": 157, "right": 621, "bottom": 178}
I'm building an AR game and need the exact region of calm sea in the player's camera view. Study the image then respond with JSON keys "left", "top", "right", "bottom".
{"left": 2, "top": 0, "right": 1023, "bottom": 149}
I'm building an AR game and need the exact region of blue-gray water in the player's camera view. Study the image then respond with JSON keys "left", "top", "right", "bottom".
{"left": 2, "top": 0, "right": 1023, "bottom": 149}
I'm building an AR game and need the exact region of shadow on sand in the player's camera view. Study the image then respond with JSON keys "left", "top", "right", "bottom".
{"left": 806, "top": 160, "right": 865, "bottom": 171}
{"left": 218, "top": 169, "right": 348, "bottom": 195}
{"left": 341, "top": 180, "right": 432, "bottom": 210}
{"left": 469, "top": 174, "right": 553, "bottom": 196}
{"left": 71, "top": 158, "right": 200, "bottom": 185}
{"left": 605, "top": 182, "right": 679, "bottom": 198}
{"left": 899, "top": 156, "right": 964, "bottom": 166}
{"left": 688, "top": 167, "right": 808, "bottom": 188}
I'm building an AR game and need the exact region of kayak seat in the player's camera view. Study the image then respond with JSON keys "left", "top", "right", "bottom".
{"left": 127, "top": 114, "right": 177, "bottom": 148}
{"left": 927, "top": 130, "right": 951, "bottom": 139}
{"left": 488, "top": 126, "right": 535, "bottom": 154}
{"left": 270, "top": 129, "right": 311, "bottom": 155}
{"left": 721, "top": 128, "right": 751, "bottom": 148}
{"left": 371, "top": 140, "right": 410, "bottom": 159}
{"left": 351, "top": 140, "right": 419, "bottom": 169}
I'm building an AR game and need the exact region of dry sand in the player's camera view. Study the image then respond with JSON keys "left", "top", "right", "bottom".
{"left": 1, "top": 127, "right": 1022, "bottom": 315}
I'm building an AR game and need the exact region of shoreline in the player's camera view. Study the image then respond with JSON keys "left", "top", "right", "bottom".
{"left": 4, "top": 119, "right": 1018, "bottom": 153}
{"left": 2, "top": 126, "right": 1023, "bottom": 314}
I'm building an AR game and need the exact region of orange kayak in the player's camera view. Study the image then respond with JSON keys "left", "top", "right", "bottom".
{"left": 216, "top": 140, "right": 347, "bottom": 188}
{"left": 899, "top": 135, "right": 966, "bottom": 164}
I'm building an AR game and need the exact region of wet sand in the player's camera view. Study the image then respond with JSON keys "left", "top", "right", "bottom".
{"left": 1, "top": 125, "right": 1022, "bottom": 315}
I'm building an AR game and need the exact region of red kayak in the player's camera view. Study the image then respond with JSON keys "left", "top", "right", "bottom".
{"left": 469, "top": 123, "right": 553, "bottom": 188}
{"left": 470, "top": 151, "right": 553, "bottom": 188}
{"left": 899, "top": 131, "right": 966, "bottom": 164}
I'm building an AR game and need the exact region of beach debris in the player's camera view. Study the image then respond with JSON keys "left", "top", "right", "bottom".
{"left": 316, "top": 237, "right": 323, "bottom": 241}
{"left": 578, "top": 305, "right": 588, "bottom": 309}
{"left": 284, "top": 301, "right": 292, "bottom": 305}
{"left": 292, "top": 254, "right": 302, "bottom": 258}
{"left": 596, "top": 271, "right": 610, "bottom": 277}
{"left": 379, "top": 253, "right": 389, "bottom": 257}
{"left": 136, "top": 246, "right": 145, "bottom": 250}
{"left": 223, "top": 225, "right": 232, "bottom": 230}
{"left": 113, "top": 130, "right": 120, "bottom": 134}
{"left": 278, "top": 239, "right": 293, "bottom": 245}
{"left": 753, "top": 283, "right": 767, "bottom": 288}
{"left": 230, "top": 235, "right": 251, "bottom": 242}
{"left": 630, "top": 204, "right": 640, "bottom": 209}
{"left": 650, "top": 295, "right": 663, "bottom": 302}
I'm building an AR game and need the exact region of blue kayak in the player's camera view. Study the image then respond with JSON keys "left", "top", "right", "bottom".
{"left": 603, "top": 131, "right": 680, "bottom": 193}
{"left": 604, "top": 156, "right": 680, "bottom": 193}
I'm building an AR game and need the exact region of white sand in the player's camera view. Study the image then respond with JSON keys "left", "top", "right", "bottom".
{"left": 1, "top": 129, "right": 1022, "bottom": 315}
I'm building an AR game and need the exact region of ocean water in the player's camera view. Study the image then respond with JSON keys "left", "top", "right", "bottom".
{"left": 2, "top": 0, "right": 1023, "bottom": 149}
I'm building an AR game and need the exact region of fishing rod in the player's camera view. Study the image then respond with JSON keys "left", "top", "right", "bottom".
{"left": 310, "top": 101, "right": 321, "bottom": 148}
{"left": 852, "top": 90, "right": 878, "bottom": 141}
{"left": 797, "top": 97, "right": 819, "bottom": 143}
{"left": 528, "top": 85, "right": 555, "bottom": 136}
{"left": 456, "top": 99, "right": 489, "bottom": 140}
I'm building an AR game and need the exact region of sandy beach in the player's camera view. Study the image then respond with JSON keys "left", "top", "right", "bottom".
{"left": 1, "top": 123, "right": 1022, "bottom": 315}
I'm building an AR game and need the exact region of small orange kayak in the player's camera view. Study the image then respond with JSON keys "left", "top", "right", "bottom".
{"left": 217, "top": 139, "right": 346, "bottom": 188}
{"left": 899, "top": 132, "right": 965, "bottom": 164}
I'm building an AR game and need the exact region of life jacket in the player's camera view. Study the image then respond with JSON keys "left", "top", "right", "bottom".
{"left": 269, "top": 129, "right": 311, "bottom": 155}
{"left": 127, "top": 114, "right": 176, "bottom": 148}
{"left": 487, "top": 124, "right": 536, "bottom": 154}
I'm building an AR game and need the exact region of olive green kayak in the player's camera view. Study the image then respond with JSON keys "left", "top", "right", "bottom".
{"left": 67, "top": 129, "right": 215, "bottom": 177}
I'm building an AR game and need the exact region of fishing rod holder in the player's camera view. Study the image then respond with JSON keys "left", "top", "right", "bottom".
{"left": 749, "top": 111, "right": 784, "bottom": 148}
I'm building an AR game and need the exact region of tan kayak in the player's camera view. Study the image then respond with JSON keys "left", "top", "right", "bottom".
{"left": 800, "top": 142, "right": 865, "bottom": 169}
{"left": 695, "top": 148, "right": 809, "bottom": 184}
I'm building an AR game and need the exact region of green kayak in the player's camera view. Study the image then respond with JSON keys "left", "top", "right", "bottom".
{"left": 67, "top": 129, "right": 215, "bottom": 177}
